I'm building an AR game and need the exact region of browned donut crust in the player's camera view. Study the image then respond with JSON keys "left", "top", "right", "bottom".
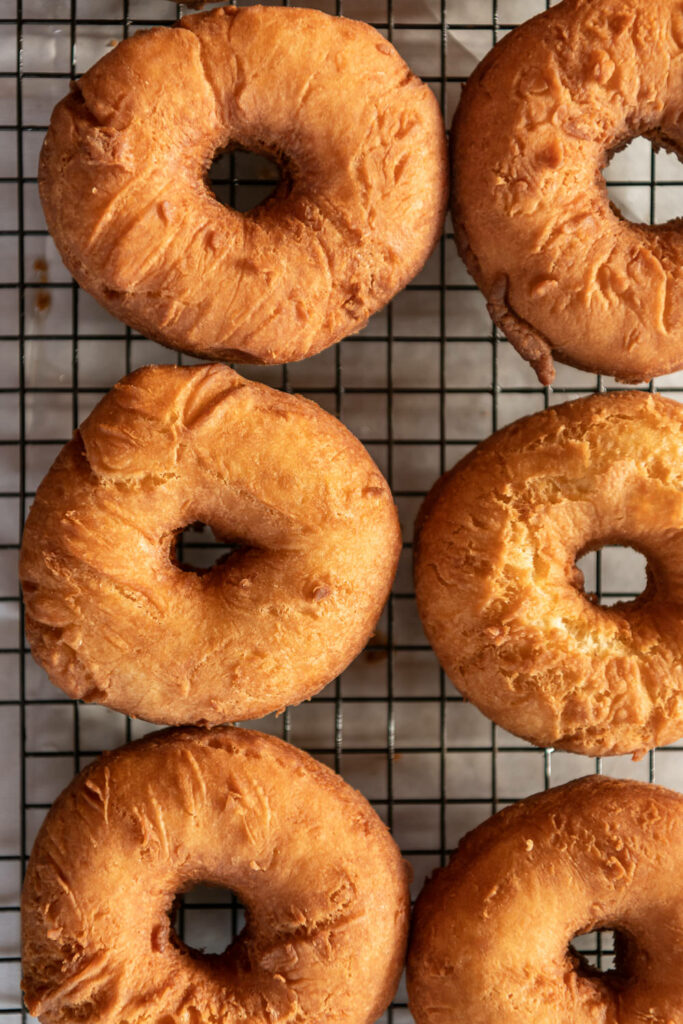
{"left": 453, "top": 0, "right": 683, "bottom": 385}
{"left": 19, "top": 364, "right": 401, "bottom": 725}
{"left": 38, "top": 5, "right": 448, "bottom": 364}
{"left": 22, "top": 726, "right": 411, "bottom": 1024}
{"left": 407, "top": 776, "right": 683, "bottom": 1024}
{"left": 414, "top": 391, "right": 683, "bottom": 757}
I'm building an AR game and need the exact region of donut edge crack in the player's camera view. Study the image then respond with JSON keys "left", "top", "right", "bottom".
{"left": 451, "top": 198, "right": 556, "bottom": 386}
{"left": 486, "top": 275, "right": 555, "bottom": 387}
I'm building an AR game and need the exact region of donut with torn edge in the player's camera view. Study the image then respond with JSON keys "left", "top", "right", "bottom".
{"left": 452, "top": 0, "right": 683, "bottom": 384}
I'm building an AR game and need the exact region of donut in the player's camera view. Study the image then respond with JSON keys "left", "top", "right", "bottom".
{"left": 452, "top": 0, "right": 683, "bottom": 385}
{"left": 19, "top": 363, "right": 401, "bottom": 725}
{"left": 38, "top": 5, "right": 448, "bottom": 364}
{"left": 407, "top": 775, "right": 683, "bottom": 1024}
{"left": 414, "top": 391, "right": 683, "bottom": 757}
{"left": 22, "top": 726, "right": 411, "bottom": 1024}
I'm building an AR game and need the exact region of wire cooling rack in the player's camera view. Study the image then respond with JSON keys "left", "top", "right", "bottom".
{"left": 2, "top": 0, "right": 683, "bottom": 1019}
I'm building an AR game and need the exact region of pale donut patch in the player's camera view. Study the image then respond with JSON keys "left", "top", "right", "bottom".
{"left": 415, "top": 392, "right": 683, "bottom": 757}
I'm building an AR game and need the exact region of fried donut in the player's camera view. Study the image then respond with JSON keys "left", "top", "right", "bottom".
{"left": 453, "top": 0, "right": 683, "bottom": 385}
{"left": 407, "top": 775, "right": 683, "bottom": 1024}
{"left": 39, "top": 5, "right": 448, "bottom": 364}
{"left": 19, "top": 364, "right": 401, "bottom": 725}
{"left": 414, "top": 391, "right": 683, "bottom": 757}
{"left": 22, "top": 726, "right": 411, "bottom": 1024}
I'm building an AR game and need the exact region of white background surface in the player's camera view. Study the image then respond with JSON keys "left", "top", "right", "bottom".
{"left": 1, "top": 0, "right": 683, "bottom": 1019}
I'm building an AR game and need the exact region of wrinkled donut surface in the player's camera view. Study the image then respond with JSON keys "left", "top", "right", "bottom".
{"left": 407, "top": 775, "right": 683, "bottom": 1024}
{"left": 415, "top": 391, "right": 683, "bottom": 757}
{"left": 453, "top": 0, "right": 683, "bottom": 384}
{"left": 19, "top": 364, "right": 401, "bottom": 725}
{"left": 22, "top": 726, "right": 411, "bottom": 1024}
{"left": 39, "top": 4, "right": 448, "bottom": 363}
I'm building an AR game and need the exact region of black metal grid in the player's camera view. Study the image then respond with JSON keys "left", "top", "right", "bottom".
{"left": 2, "top": 0, "right": 683, "bottom": 1019}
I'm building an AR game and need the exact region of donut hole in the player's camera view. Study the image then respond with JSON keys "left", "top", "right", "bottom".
{"left": 569, "top": 927, "right": 637, "bottom": 985}
{"left": 574, "top": 545, "right": 648, "bottom": 607}
{"left": 170, "top": 882, "right": 247, "bottom": 957}
{"left": 570, "top": 928, "right": 616, "bottom": 974}
{"left": 603, "top": 133, "right": 682, "bottom": 225}
{"left": 208, "top": 147, "right": 284, "bottom": 213}
{"left": 171, "top": 522, "right": 244, "bottom": 574}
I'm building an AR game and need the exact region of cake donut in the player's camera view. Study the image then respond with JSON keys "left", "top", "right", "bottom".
{"left": 19, "top": 364, "right": 401, "bottom": 725}
{"left": 414, "top": 391, "right": 683, "bottom": 757}
{"left": 407, "top": 776, "right": 683, "bottom": 1024}
{"left": 39, "top": 4, "right": 448, "bottom": 364}
{"left": 453, "top": 0, "right": 683, "bottom": 384}
{"left": 22, "top": 726, "right": 411, "bottom": 1024}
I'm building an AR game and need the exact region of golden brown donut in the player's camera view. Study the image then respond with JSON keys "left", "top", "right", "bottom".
{"left": 407, "top": 776, "right": 683, "bottom": 1024}
{"left": 414, "top": 391, "right": 683, "bottom": 757}
{"left": 19, "top": 364, "right": 401, "bottom": 725}
{"left": 22, "top": 726, "right": 411, "bottom": 1024}
{"left": 453, "top": 0, "right": 683, "bottom": 385}
{"left": 39, "top": 4, "right": 447, "bottom": 364}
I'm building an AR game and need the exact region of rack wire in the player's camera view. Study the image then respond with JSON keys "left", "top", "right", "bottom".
{"left": 2, "top": 0, "right": 683, "bottom": 1019}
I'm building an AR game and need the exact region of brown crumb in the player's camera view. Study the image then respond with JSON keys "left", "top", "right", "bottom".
{"left": 35, "top": 290, "right": 51, "bottom": 313}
